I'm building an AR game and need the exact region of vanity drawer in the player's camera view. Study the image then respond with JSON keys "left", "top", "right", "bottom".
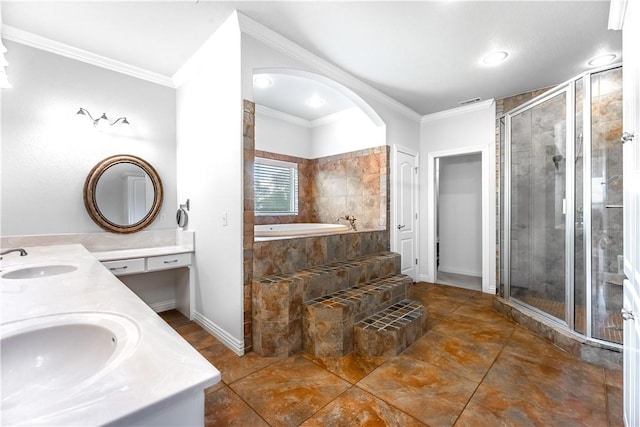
{"left": 147, "top": 253, "right": 192, "bottom": 271}
{"left": 102, "top": 258, "right": 145, "bottom": 276}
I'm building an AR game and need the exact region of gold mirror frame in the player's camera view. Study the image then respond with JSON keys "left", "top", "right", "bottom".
{"left": 84, "top": 154, "right": 163, "bottom": 234}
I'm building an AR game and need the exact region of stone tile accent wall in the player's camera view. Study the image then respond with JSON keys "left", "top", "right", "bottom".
{"left": 253, "top": 230, "right": 390, "bottom": 278}
{"left": 243, "top": 100, "right": 255, "bottom": 352}
{"left": 254, "top": 146, "right": 388, "bottom": 230}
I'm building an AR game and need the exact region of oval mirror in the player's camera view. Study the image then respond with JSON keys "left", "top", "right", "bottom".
{"left": 84, "top": 154, "right": 163, "bottom": 233}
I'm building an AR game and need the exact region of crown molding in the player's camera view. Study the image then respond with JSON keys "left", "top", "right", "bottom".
{"left": 256, "top": 104, "right": 367, "bottom": 129}
{"left": 256, "top": 104, "right": 311, "bottom": 128}
{"left": 421, "top": 99, "right": 495, "bottom": 124}
{"left": 237, "top": 12, "right": 422, "bottom": 123}
{"left": 1, "top": 25, "right": 175, "bottom": 88}
{"left": 608, "top": 0, "right": 628, "bottom": 30}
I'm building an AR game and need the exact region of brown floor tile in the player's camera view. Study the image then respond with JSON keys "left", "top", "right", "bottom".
{"left": 301, "top": 386, "right": 426, "bottom": 426}
{"left": 455, "top": 383, "right": 607, "bottom": 427}
{"left": 483, "top": 350, "right": 607, "bottom": 412}
{"left": 413, "top": 292, "right": 467, "bottom": 316}
{"left": 452, "top": 303, "right": 518, "bottom": 329}
{"left": 301, "top": 352, "right": 386, "bottom": 384}
{"left": 204, "top": 380, "right": 226, "bottom": 394}
{"left": 465, "top": 292, "right": 495, "bottom": 307}
{"left": 606, "top": 383, "right": 624, "bottom": 427}
{"left": 175, "top": 321, "right": 205, "bottom": 336}
{"left": 181, "top": 328, "right": 224, "bottom": 350}
{"left": 505, "top": 328, "right": 604, "bottom": 374}
{"left": 357, "top": 357, "right": 477, "bottom": 427}
{"left": 205, "top": 385, "right": 269, "bottom": 427}
{"left": 430, "top": 314, "right": 514, "bottom": 347}
{"left": 402, "top": 330, "right": 502, "bottom": 382}
{"left": 605, "top": 366, "right": 623, "bottom": 388}
{"left": 215, "top": 351, "right": 280, "bottom": 384}
{"left": 158, "top": 309, "right": 192, "bottom": 328}
{"left": 230, "top": 355, "right": 351, "bottom": 426}
{"left": 162, "top": 288, "right": 617, "bottom": 427}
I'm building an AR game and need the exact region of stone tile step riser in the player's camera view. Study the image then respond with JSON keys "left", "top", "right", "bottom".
{"left": 303, "top": 277, "right": 412, "bottom": 357}
{"left": 254, "top": 252, "right": 401, "bottom": 299}
{"left": 354, "top": 299, "right": 428, "bottom": 358}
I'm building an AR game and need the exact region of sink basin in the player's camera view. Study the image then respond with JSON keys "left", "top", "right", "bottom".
{"left": 1, "top": 263, "right": 78, "bottom": 279}
{"left": 1, "top": 312, "right": 140, "bottom": 423}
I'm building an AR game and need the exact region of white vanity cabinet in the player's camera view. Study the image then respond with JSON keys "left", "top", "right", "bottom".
{"left": 94, "top": 246, "right": 194, "bottom": 319}
{"left": 102, "top": 257, "right": 146, "bottom": 276}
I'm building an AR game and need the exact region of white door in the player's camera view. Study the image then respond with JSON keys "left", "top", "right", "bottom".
{"left": 620, "top": 0, "right": 640, "bottom": 425}
{"left": 393, "top": 146, "right": 418, "bottom": 280}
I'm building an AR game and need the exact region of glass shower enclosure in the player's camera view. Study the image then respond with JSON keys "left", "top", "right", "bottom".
{"left": 504, "top": 65, "right": 623, "bottom": 345}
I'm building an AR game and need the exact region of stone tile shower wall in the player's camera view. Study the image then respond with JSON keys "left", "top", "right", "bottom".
{"left": 254, "top": 147, "right": 388, "bottom": 230}
{"left": 313, "top": 147, "right": 388, "bottom": 230}
{"left": 243, "top": 100, "right": 255, "bottom": 352}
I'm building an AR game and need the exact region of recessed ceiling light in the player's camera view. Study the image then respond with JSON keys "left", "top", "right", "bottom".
{"left": 307, "top": 94, "right": 325, "bottom": 108}
{"left": 587, "top": 53, "right": 617, "bottom": 67}
{"left": 482, "top": 51, "right": 509, "bottom": 65}
{"left": 253, "top": 75, "right": 272, "bottom": 88}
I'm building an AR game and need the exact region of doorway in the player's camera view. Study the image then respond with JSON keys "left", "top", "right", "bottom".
{"left": 436, "top": 154, "right": 482, "bottom": 291}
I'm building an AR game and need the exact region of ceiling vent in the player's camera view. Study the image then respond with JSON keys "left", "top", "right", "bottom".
{"left": 458, "top": 97, "right": 483, "bottom": 106}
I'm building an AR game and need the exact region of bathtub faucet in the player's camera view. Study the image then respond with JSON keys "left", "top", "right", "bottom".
{"left": 0, "top": 248, "right": 28, "bottom": 260}
{"left": 337, "top": 215, "right": 357, "bottom": 231}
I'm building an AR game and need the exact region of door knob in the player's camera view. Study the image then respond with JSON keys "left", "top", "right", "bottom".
{"left": 397, "top": 224, "right": 406, "bottom": 230}
{"left": 621, "top": 308, "right": 635, "bottom": 321}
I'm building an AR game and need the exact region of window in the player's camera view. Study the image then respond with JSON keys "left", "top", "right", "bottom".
{"left": 254, "top": 157, "right": 298, "bottom": 215}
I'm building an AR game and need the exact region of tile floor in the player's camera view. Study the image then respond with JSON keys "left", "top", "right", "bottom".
{"left": 159, "top": 282, "right": 623, "bottom": 427}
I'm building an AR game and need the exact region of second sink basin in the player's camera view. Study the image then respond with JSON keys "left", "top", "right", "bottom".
{"left": 1, "top": 263, "right": 78, "bottom": 279}
{"left": 1, "top": 312, "right": 140, "bottom": 424}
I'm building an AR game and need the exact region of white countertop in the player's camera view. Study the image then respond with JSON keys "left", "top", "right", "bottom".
{"left": 0, "top": 244, "right": 220, "bottom": 426}
{"left": 92, "top": 245, "right": 193, "bottom": 262}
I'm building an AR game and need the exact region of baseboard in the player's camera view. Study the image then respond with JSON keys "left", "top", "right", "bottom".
{"left": 192, "top": 311, "right": 245, "bottom": 356}
{"left": 438, "top": 267, "right": 482, "bottom": 277}
{"left": 419, "top": 274, "right": 434, "bottom": 283}
{"left": 149, "top": 299, "right": 176, "bottom": 313}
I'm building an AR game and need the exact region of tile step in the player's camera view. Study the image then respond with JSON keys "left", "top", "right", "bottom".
{"left": 354, "top": 299, "right": 427, "bottom": 358}
{"left": 302, "top": 274, "right": 412, "bottom": 357}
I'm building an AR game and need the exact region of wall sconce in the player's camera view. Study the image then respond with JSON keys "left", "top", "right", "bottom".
{"left": 76, "top": 107, "right": 130, "bottom": 127}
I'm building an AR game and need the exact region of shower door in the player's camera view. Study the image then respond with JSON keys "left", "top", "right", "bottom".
{"left": 506, "top": 88, "right": 572, "bottom": 324}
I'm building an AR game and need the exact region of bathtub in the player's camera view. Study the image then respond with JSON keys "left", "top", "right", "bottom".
{"left": 255, "top": 223, "right": 350, "bottom": 238}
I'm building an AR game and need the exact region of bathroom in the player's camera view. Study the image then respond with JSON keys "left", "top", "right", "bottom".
{"left": 1, "top": 1, "right": 638, "bottom": 426}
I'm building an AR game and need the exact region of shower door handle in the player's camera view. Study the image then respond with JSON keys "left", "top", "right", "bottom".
{"left": 621, "top": 132, "right": 634, "bottom": 144}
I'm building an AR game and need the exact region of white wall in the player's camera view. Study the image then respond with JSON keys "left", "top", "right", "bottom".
{"left": 175, "top": 12, "right": 245, "bottom": 354}
{"left": 438, "top": 154, "right": 482, "bottom": 276}
{"left": 310, "top": 107, "right": 385, "bottom": 158}
{"left": 420, "top": 101, "right": 496, "bottom": 291}
{"left": 254, "top": 109, "right": 312, "bottom": 158}
{"left": 256, "top": 106, "right": 385, "bottom": 160}
{"left": 0, "top": 40, "right": 177, "bottom": 236}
